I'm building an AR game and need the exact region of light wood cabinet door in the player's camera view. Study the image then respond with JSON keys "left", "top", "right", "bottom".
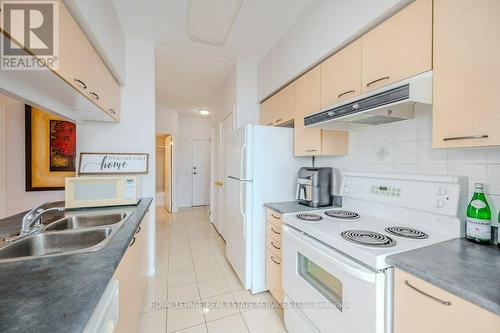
{"left": 266, "top": 209, "right": 283, "bottom": 226}
{"left": 260, "top": 84, "right": 295, "bottom": 126}
{"left": 321, "top": 39, "right": 362, "bottom": 107}
{"left": 260, "top": 98, "right": 276, "bottom": 126}
{"left": 394, "top": 269, "right": 500, "bottom": 333}
{"left": 113, "top": 215, "right": 149, "bottom": 333}
{"left": 294, "top": 67, "right": 349, "bottom": 156}
{"left": 54, "top": 1, "right": 94, "bottom": 95}
{"left": 266, "top": 249, "right": 283, "bottom": 304}
{"left": 361, "top": 0, "right": 432, "bottom": 93}
{"left": 92, "top": 56, "right": 121, "bottom": 121}
{"left": 432, "top": 0, "right": 500, "bottom": 148}
{"left": 294, "top": 66, "right": 322, "bottom": 156}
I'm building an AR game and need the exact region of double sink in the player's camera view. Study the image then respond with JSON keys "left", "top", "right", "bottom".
{"left": 0, "top": 211, "right": 133, "bottom": 263}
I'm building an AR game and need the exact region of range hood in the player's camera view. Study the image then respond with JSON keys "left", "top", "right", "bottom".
{"left": 305, "top": 71, "right": 432, "bottom": 130}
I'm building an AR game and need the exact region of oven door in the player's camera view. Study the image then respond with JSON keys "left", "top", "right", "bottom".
{"left": 283, "top": 225, "right": 386, "bottom": 333}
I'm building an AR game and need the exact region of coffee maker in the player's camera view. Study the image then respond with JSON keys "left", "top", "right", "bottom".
{"left": 296, "top": 167, "right": 333, "bottom": 207}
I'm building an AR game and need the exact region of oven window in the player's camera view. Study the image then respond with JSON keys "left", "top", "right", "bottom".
{"left": 297, "top": 252, "right": 343, "bottom": 311}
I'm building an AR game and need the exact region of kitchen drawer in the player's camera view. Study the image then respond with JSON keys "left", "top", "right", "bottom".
{"left": 266, "top": 209, "right": 283, "bottom": 226}
{"left": 266, "top": 232, "right": 282, "bottom": 257}
{"left": 266, "top": 221, "right": 282, "bottom": 241}
{"left": 266, "top": 249, "right": 283, "bottom": 304}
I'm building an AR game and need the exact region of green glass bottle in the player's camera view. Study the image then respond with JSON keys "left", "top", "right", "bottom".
{"left": 466, "top": 183, "right": 491, "bottom": 244}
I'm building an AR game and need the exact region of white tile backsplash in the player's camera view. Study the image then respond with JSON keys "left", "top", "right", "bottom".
{"left": 320, "top": 116, "right": 500, "bottom": 196}
{"left": 392, "top": 120, "right": 418, "bottom": 142}
{"left": 486, "top": 164, "right": 500, "bottom": 195}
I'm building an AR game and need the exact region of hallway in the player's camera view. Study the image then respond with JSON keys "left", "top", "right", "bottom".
{"left": 137, "top": 206, "right": 286, "bottom": 333}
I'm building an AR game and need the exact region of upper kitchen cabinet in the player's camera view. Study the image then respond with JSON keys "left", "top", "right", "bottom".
{"left": 57, "top": 2, "right": 120, "bottom": 121}
{"left": 294, "top": 66, "right": 348, "bottom": 156}
{"left": 432, "top": 0, "right": 500, "bottom": 148}
{"left": 0, "top": 1, "right": 120, "bottom": 122}
{"left": 320, "top": 39, "right": 362, "bottom": 108}
{"left": 361, "top": 0, "right": 432, "bottom": 93}
{"left": 260, "top": 83, "right": 295, "bottom": 127}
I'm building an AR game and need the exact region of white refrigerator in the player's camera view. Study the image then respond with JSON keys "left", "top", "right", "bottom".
{"left": 223, "top": 124, "right": 308, "bottom": 294}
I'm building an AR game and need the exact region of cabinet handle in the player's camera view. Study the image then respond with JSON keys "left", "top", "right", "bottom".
{"left": 271, "top": 241, "right": 281, "bottom": 250}
{"left": 366, "top": 76, "right": 390, "bottom": 87}
{"left": 337, "top": 89, "right": 355, "bottom": 98}
{"left": 270, "top": 227, "right": 281, "bottom": 235}
{"left": 274, "top": 118, "right": 283, "bottom": 124}
{"left": 89, "top": 92, "right": 100, "bottom": 100}
{"left": 109, "top": 109, "right": 116, "bottom": 114}
{"left": 129, "top": 237, "right": 136, "bottom": 247}
{"left": 271, "top": 256, "right": 281, "bottom": 265}
{"left": 271, "top": 214, "right": 281, "bottom": 220}
{"left": 135, "top": 226, "right": 141, "bottom": 234}
{"left": 267, "top": 122, "right": 274, "bottom": 126}
{"left": 305, "top": 149, "right": 318, "bottom": 152}
{"left": 443, "top": 135, "right": 488, "bottom": 141}
{"left": 404, "top": 280, "right": 452, "bottom": 306}
{"left": 74, "top": 78, "right": 87, "bottom": 89}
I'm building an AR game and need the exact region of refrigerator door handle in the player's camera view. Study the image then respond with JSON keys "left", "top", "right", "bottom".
{"left": 240, "top": 181, "right": 246, "bottom": 239}
{"left": 240, "top": 143, "right": 247, "bottom": 180}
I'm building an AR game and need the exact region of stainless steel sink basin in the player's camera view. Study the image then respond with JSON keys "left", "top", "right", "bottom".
{"left": 0, "top": 210, "right": 133, "bottom": 263}
{"left": 0, "top": 228, "right": 113, "bottom": 262}
{"left": 44, "top": 212, "right": 129, "bottom": 231}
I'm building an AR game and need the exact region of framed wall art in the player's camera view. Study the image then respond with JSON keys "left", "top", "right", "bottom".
{"left": 25, "top": 105, "right": 76, "bottom": 191}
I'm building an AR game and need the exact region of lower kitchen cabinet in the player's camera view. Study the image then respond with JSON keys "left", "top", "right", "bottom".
{"left": 265, "top": 209, "right": 284, "bottom": 305}
{"left": 394, "top": 268, "right": 500, "bottom": 333}
{"left": 113, "top": 213, "right": 149, "bottom": 333}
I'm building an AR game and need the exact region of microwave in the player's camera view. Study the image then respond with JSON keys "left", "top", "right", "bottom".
{"left": 65, "top": 176, "right": 140, "bottom": 209}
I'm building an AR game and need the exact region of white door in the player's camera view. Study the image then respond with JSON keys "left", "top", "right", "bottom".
{"left": 164, "top": 135, "right": 172, "bottom": 212}
{"left": 192, "top": 140, "right": 211, "bottom": 206}
{"left": 219, "top": 113, "right": 234, "bottom": 237}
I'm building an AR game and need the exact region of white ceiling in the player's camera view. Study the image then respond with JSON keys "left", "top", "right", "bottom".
{"left": 111, "top": 0, "right": 312, "bottom": 117}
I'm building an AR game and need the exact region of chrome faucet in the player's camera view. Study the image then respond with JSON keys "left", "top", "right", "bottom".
{"left": 20, "top": 205, "right": 66, "bottom": 236}
{"left": 4, "top": 202, "right": 66, "bottom": 242}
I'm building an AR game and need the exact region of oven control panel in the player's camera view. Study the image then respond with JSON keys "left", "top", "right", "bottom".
{"left": 340, "top": 172, "right": 466, "bottom": 217}
{"left": 370, "top": 185, "right": 401, "bottom": 197}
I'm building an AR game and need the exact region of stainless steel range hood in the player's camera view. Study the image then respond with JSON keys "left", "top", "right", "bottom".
{"left": 305, "top": 71, "right": 432, "bottom": 130}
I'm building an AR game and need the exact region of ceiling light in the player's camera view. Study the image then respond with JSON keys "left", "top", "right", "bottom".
{"left": 199, "top": 109, "right": 211, "bottom": 116}
{"left": 187, "top": 0, "right": 243, "bottom": 46}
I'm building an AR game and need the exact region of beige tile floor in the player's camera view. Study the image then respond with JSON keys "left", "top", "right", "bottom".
{"left": 137, "top": 206, "right": 287, "bottom": 333}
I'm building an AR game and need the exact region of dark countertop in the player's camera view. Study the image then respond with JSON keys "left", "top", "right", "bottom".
{"left": 387, "top": 238, "right": 500, "bottom": 316}
{"left": 0, "top": 198, "right": 153, "bottom": 333}
{"left": 264, "top": 200, "right": 339, "bottom": 214}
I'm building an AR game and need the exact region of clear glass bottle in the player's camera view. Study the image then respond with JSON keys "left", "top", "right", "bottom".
{"left": 466, "top": 183, "right": 491, "bottom": 244}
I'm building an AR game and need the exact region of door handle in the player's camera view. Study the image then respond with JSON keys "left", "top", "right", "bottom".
{"left": 366, "top": 76, "right": 390, "bottom": 87}
{"left": 404, "top": 280, "right": 452, "bottom": 306}
{"left": 443, "top": 135, "right": 488, "bottom": 141}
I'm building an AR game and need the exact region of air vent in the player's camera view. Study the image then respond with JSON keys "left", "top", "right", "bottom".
{"left": 187, "top": 0, "right": 243, "bottom": 46}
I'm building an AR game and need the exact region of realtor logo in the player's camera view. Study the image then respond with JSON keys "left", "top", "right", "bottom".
{"left": 1, "top": 1, "right": 59, "bottom": 70}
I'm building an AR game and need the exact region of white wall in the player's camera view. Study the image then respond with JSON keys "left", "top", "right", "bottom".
{"left": 64, "top": 0, "right": 127, "bottom": 84}
{"left": 176, "top": 116, "right": 212, "bottom": 208}
{"left": 258, "top": 0, "right": 413, "bottom": 100}
{"left": 77, "top": 38, "right": 157, "bottom": 275}
{"left": 213, "top": 61, "right": 260, "bottom": 128}
{"left": 156, "top": 105, "right": 179, "bottom": 135}
{"left": 235, "top": 62, "right": 260, "bottom": 128}
{"left": 315, "top": 116, "right": 500, "bottom": 222}
{"left": 0, "top": 94, "right": 65, "bottom": 218}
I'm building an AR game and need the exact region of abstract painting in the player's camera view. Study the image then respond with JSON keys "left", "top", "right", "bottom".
{"left": 49, "top": 120, "right": 76, "bottom": 172}
{"left": 25, "top": 105, "right": 76, "bottom": 191}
